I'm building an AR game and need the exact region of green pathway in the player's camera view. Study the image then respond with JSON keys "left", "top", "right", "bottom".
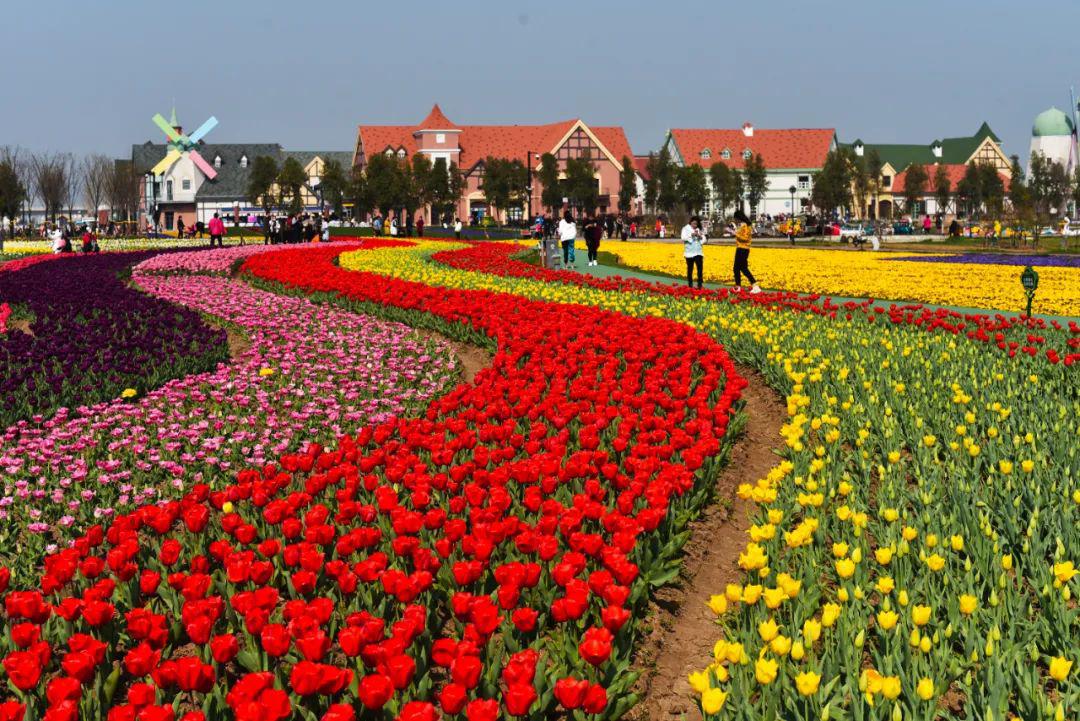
{"left": 558, "top": 247, "right": 1075, "bottom": 324}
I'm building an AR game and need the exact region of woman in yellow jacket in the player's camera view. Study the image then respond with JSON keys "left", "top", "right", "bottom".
{"left": 733, "top": 209, "right": 762, "bottom": 294}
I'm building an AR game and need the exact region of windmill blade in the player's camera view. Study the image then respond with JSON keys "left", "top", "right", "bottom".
{"left": 187, "top": 116, "right": 218, "bottom": 144}
{"left": 188, "top": 150, "right": 218, "bottom": 180}
{"left": 150, "top": 149, "right": 182, "bottom": 176}
{"left": 152, "top": 113, "right": 183, "bottom": 143}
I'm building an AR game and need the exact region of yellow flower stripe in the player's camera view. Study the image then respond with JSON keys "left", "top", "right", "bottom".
{"left": 337, "top": 241, "right": 1078, "bottom": 718}
{"left": 595, "top": 241, "right": 1079, "bottom": 317}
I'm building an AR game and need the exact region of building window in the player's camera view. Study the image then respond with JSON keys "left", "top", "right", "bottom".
{"left": 182, "top": 179, "right": 191, "bottom": 191}
{"left": 700, "top": 148, "right": 711, "bottom": 160}
{"left": 720, "top": 149, "right": 731, "bottom": 160}
{"left": 881, "top": 175, "right": 892, "bottom": 189}
{"left": 742, "top": 149, "right": 752, "bottom": 160}
{"left": 555, "top": 128, "right": 603, "bottom": 161}
{"left": 213, "top": 156, "right": 221, "bottom": 168}
{"left": 397, "top": 149, "right": 406, "bottom": 159}
{"left": 166, "top": 180, "right": 173, "bottom": 201}
{"left": 240, "top": 156, "right": 248, "bottom": 168}
{"left": 436, "top": 133, "right": 445, "bottom": 144}
{"left": 797, "top": 175, "right": 810, "bottom": 190}
{"left": 385, "top": 149, "right": 394, "bottom": 157}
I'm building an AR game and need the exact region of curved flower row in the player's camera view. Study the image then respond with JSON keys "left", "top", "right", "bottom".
{"left": 134, "top": 245, "right": 298, "bottom": 275}
{"left": 597, "top": 241, "right": 1080, "bottom": 317}
{"left": 887, "top": 252, "right": 1080, "bottom": 268}
{"left": 0, "top": 242, "right": 742, "bottom": 721}
{"left": 0, "top": 252, "right": 228, "bottom": 430}
{"left": 467, "top": 241, "right": 1079, "bottom": 362}
{"left": 0, "top": 246, "right": 458, "bottom": 574}
{"left": 1, "top": 238, "right": 246, "bottom": 256}
{"left": 341, "top": 239, "right": 1079, "bottom": 719}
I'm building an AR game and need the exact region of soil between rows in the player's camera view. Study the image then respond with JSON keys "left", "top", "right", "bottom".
{"left": 629, "top": 365, "right": 787, "bottom": 720}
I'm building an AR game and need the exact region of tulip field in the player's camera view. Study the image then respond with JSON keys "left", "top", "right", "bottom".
{"left": 0, "top": 239, "right": 1076, "bottom": 721}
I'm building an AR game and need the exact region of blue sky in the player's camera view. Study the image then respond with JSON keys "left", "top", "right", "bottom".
{"left": 5, "top": 0, "right": 1079, "bottom": 164}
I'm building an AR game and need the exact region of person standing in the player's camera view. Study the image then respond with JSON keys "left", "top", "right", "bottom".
{"left": 454, "top": 217, "right": 463, "bottom": 240}
{"left": 584, "top": 215, "right": 604, "bottom": 266}
{"left": 733, "top": 210, "right": 761, "bottom": 293}
{"left": 177, "top": 217, "right": 185, "bottom": 238}
{"left": 208, "top": 213, "right": 225, "bottom": 247}
{"left": 682, "top": 215, "right": 705, "bottom": 288}
{"left": 558, "top": 211, "right": 577, "bottom": 266}
{"left": 417, "top": 215, "right": 425, "bottom": 238}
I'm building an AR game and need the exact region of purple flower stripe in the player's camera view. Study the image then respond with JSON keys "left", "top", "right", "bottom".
{"left": 0, "top": 246, "right": 460, "bottom": 562}
{"left": 0, "top": 252, "right": 228, "bottom": 429}
{"left": 886, "top": 253, "right": 1080, "bottom": 268}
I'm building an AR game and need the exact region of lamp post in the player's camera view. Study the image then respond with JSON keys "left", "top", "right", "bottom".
{"left": 525, "top": 151, "right": 533, "bottom": 228}
{"left": 788, "top": 185, "right": 797, "bottom": 244}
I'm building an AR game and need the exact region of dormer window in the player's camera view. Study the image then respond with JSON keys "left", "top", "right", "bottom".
{"left": 397, "top": 149, "right": 406, "bottom": 159}
{"left": 436, "top": 133, "right": 446, "bottom": 144}
{"left": 700, "top": 148, "right": 712, "bottom": 160}
{"left": 385, "top": 149, "right": 394, "bottom": 157}
{"left": 742, "top": 149, "right": 753, "bottom": 160}
{"left": 240, "top": 155, "right": 248, "bottom": 168}
{"left": 721, "top": 149, "right": 731, "bottom": 160}
{"left": 213, "top": 155, "right": 222, "bottom": 168}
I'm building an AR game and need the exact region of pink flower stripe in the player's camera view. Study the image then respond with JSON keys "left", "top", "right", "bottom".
{"left": 0, "top": 247, "right": 459, "bottom": 560}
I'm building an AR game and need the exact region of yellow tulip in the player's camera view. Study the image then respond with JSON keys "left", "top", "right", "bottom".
{"left": 916, "top": 677, "right": 935, "bottom": 700}
{"left": 926, "top": 554, "right": 946, "bottom": 572}
{"left": 1049, "top": 656, "right": 1072, "bottom": 682}
{"left": 875, "top": 547, "right": 894, "bottom": 565}
{"left": 795, "top": 670, "right": 821, "bottom": 696}
{"left": 755, "top": 657, "right": 779, "bottom": 685}
{"left": 688, "top": 669, "right": 710, "bottom": 693}
{"left": 835, "top": 558, "right": 856, "bottom": 579}
{"left": 880, "top": 676, "right": 901, "bottom": 700}
{"left": 758, "top": 618, "right": 779, "bottom": 642}
{"left": 803, "top": 618, "right": 822, "bottom": 643}
{"left": 222, "top": 501, "right": 235, "bottom": 514}
{"left": 876, "top": 610, "right": 899, "bottom": 631}
{"left": 958, "top": 594, "right": 978, "bottom": 615}
{"left": 706, "top": 595, "right": 727, "bottom": 616}
{"left": 821, "top": 603, "right": 841, "bottom": 627}
{"left": 701, "top": 687, "right": 728, "bottom": 714}
{"left": 911, "top": 605, "right": 932, "bottom": 626}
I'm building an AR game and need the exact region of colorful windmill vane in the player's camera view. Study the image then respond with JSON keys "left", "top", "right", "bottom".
{"left": 150, "top": 109, "right": 219, "bottom": 179}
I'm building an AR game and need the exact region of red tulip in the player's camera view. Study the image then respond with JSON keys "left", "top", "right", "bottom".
{"left": 259, "top": 624, "right": 290, "bottom": 657}
{"left": 578, "top": 626, "right": 613, "bottom": 666}
{"left": 439, "top": 682, "right": 468, "bottom": 714}
{"left": 123, "top": 643, "right": 160, "bottom": 677}
{"left": 394, "top": 702, "right": 438, "bottom": 721}
{"left": 356, "top": 673, "right": 394, "bottom": 709}
{"left": 583, "top": 683, "right": 608, "bottom": 714}
{"left": 504, "top": 682, "right": 538, "bottom": 716}
{"left": 210, "top": 634, "right": 239, "bottom": 664}
{"left": 320, "top": 704, "right": 355, "bottom": 721}
{"left": 464, "top": 699, "right": 499, "bottom": 721}
{"left": 450, "top": 655, "right": 482, "bottom": 689}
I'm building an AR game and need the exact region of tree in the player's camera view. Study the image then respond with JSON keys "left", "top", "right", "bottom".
{"left": 536, "top": 152, "right": 562, "bottom": 212}
{"left": 562, "top": 153, "right": 599, "bottom": 215}
{"left": 1006, "top": 155, "right": 1032, "bottom": 247}
{"left": 427, "top": 158, "right": 464, "bottom": 224}
{"left": 480, "top": 157, "right": 527, "bottom": 222}
{"left": 676, "top": 164, "right": 708, "bottom": 214}
{"left": 810, "top": 148, "right": 853, "bottom": 221}
{"left": 977, "top": 163, "right": 1005, "bottom": 219}
{"left": 617, "top": 156, "right": 636, "bottom": 215}
{"left": 247, "top": 155, "right": 279, "bottom": 216}
{"left": 81, "top": 154, "right": 111, "bottom": 226}
{"left": 1028, "top": 151, "right": 1069, "bottom": 245}
{"left": 0, "top": 148, "right": 26, "bottom": 245}
{"left": 318, "top": 159, "right": 348, "bottom": 216}
{"left": 955, "top": 163, "right": 981, "bottom": 219}
{"left": 105, "top": 160, "right": 141, "bottom": 224}
{"left": 61, "top": 153, "right": 80, "bottom": 222}
{"left": 655, "top": 147, "right": 679, "bottom": 215}
{"left": 347, "top": 165, "right": 374, "bottom": 221}
{"left": 865, "top": 149, "right": 883, "bottom": 219}
{"left": 933, "top": 164, "right": 951, "bottom": 218}
{"left": 31, "top": 152, "right": 68, "bottom": 223}
{"left": 276, "top": 157, "right": 307, "bottom": 215}
{"left": 742, "top": 153, "right": 769, "bottom": 216}
{"left": 365, "top": 153, "right": 407, "bottom": 218}
{"left": 901, "top": 163, "right": 929, "bottom": 217}
{"left": 709, "top": 161, "right": 740, "bottom": 221}
{"left": 642, "top": 152, "right": 660, "bottom": 213}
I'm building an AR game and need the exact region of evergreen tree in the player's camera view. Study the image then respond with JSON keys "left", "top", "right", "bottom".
{"left": 655, "top": 147, "right": 679, "bottom": 214}
{"left": 676, "top": 164, "right": 708, "bottom": 214}
{"left": 933, "top": 165, "right": 951, "bottom": 218}
{"left": 480, "top": 157, "right": 527, "bottom": 222}
{"left": 901, "top": 164, "right": 929, "bottom": 217}
{"left": 276, "top": 157, "right": 307, "bottom": 215}
{"left": 0, "top": 151, "right": 25, "bottom": 246}
{"left": 563, "top": 152, "right": 599, "bottom": 214}
{"left": 617, "top": 156, "right": 636, "bottom": 215}
{"left": 247, "top": 156, "right": 279, "bottom": 216}
{"left": 742, "top": 153, "right": 769, "bottom": 215}
{"left": 536, "top": 152, "right": 562, "bottom": 212}
{"left": 643, "top": 152, "right": 660, "bottom": 213}
{"left": 708, "top": 161, "right": 737, "bottom": 220}
{"left": 318, "top": 159, "right": 348, "bottom": 216}
{"left": 809, "top": 148, "right": 853, "bottom": 221}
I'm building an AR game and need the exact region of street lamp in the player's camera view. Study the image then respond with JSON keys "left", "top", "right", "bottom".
{"left": 789, "top": 185, "right": 796, "bottom": 214}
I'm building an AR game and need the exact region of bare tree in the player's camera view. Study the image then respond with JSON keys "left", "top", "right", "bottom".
{"left": 106, "top": 160, "right": 141, "bottom": 226}
{"left": 31, "top": 152, "right": 68, "bottom": 224}
{"left": 82, "top": 154, "right": 111, "bottom": 227}
{"left": 61, "top": 153, "right": 80, "bottom": 222}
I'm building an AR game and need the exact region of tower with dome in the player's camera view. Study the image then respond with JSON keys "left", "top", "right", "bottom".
{"left": 1028, "top": 105, "right": 1078, "bottom": 177}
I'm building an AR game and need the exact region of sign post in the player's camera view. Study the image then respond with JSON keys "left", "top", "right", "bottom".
{"left": 1020, "top": 265, "right": 1039, "bottom": 318}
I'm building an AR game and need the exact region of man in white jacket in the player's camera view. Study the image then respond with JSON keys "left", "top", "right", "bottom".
{"left": 682, "top": 216, "right": 705, "bottom": 288}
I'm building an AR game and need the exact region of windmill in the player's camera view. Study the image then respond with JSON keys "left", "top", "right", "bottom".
{"left": 149, "top": 109, "right": 219, "bottom": 179}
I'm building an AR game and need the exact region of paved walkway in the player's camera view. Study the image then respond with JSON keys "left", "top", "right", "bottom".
{"left": 561, "top": 251, "right": 1073, "bottom": 324}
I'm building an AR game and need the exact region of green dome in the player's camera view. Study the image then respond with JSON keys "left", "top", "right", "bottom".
{"left": 1032, "top": 107, "right": 1074, "bottom": 137}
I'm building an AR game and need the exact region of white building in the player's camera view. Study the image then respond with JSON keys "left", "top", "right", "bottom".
{"left": 1029, "top": 106, "right": 1077, "bottom": 177}
{"left": 662, "top": 123, "right": 837, "bottom": 217}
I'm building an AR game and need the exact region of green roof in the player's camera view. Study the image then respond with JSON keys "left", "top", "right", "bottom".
{"left": 1032, "top": 107, "right": 1075, "bottom": 137}
{"left": 843, "top": 123, "right": 1001, "bottom": 172}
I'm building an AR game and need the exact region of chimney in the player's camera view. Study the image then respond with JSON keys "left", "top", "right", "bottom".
{"left": 931, "top": 141, "right": 942, "bottom": 159}
{"left": 742, "top": 122, "right": 754, "bottom": 137}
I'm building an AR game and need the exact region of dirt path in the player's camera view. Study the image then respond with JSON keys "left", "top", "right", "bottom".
{"left": 629, "top": 365, "right": 787, "bottom": 720}
{"left": 414, "top": 329, "right": 493, "bottom": 384}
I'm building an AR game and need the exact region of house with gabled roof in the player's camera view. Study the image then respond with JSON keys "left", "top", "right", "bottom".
{"left": 353, "top": 104, "right": 636, "bottom": 223}
{"left": 844, "top": 122, "right": 1010, "bottom": 218}
{"left": 662, "top": 123, "right": 837, "bottom": 217}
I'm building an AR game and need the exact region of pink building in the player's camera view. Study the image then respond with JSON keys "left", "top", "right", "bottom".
{"left": 353, "top": 105, "right": 634, "bottom": 223}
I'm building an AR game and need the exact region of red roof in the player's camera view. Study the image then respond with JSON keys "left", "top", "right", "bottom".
{"left": 633, "top": 155, "right": 652, "bottom": 180}
{"left": 669, "top": 127, "right": 835, "bottom": 170}
{"left": 417, "top": 104, "right": 459, "bottom": 131}
{"left": 893, "top": 164, "right": 1011, "bottom": 193}
{"left": 357, "top": 108, "right": 632, "bottom": 171}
